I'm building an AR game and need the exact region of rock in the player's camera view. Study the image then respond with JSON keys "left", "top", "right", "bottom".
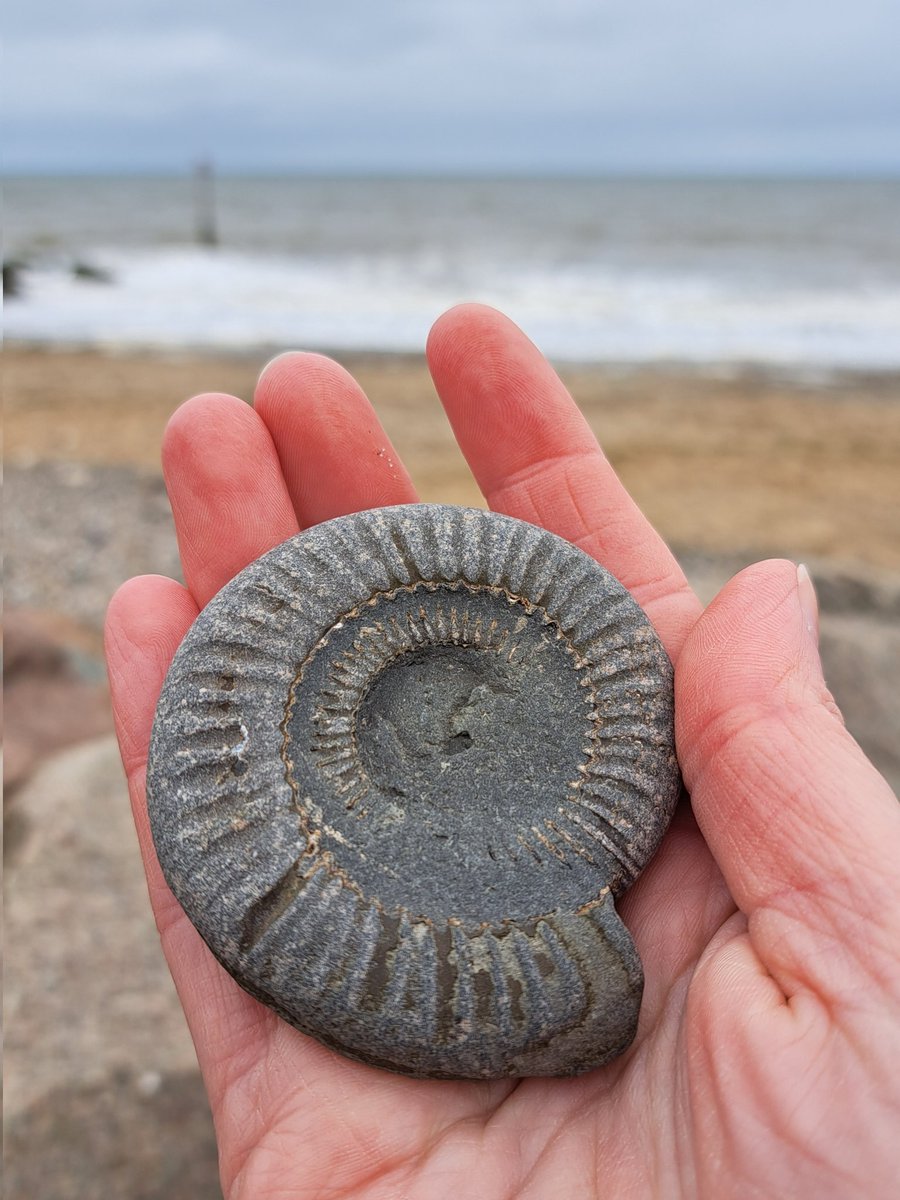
{"left": 72, "top": 259, "right": 113, "bottom": 284}
{"left": 3, "top": 258, "right": 23, "bottom": 298}
{"left": 4, "top": 736, "right": 217, "bottom": 1197}
{"left": 4, "top": 608, "right": 70, "bottom": 677}
{"left": 4, "top": 1070, "right": 219, "bottom": 1200}
{"left": 3, "top": 610, "right": 111, "bottom": 795}
{"left": 819, "top": 614, "right": 900, "bottom": 793}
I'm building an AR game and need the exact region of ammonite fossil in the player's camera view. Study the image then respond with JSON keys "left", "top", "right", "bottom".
{"left": 147, "top": 505, "right": 680, "bottom": 1079}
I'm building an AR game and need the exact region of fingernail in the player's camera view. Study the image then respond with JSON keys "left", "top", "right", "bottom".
{"left": 796, "top": 563, "right": 819, "bottom": 646}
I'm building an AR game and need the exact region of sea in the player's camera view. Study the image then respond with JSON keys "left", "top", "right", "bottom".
{"left": 5, "top": 175, "right": 899, "bottom": 370}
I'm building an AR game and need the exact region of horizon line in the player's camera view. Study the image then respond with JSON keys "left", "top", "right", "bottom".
{"left": 7, "top": 166, "right": 900, "bottom": 182}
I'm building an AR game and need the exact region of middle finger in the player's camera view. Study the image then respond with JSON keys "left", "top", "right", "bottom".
{"left": 254, "top": 351, "right": 418, "bottom": 527}
{"left": 426, "top": 304, "right": 702, "bottom": 660}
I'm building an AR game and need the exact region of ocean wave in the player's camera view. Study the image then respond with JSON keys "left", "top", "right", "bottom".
{"left": 6, "top": 245, "right": 900, "bottom": 370}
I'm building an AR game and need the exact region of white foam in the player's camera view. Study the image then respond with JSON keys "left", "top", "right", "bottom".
{"left": 6, "top": 245, "right": 900, "bottom": 369}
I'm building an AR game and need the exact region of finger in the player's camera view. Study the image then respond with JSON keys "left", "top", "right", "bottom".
{"left": 163, "top": 393, "right": 300, "bottom": 608}
{"left": 105, "top": 575, "right": 278, "bottom": 1099}
{"left": 106, "top": 574, "right": 199, "bottom": 782}
{"left": 105, "top": 574, "right": 218, "bottom": 970}
{"left": 676, "top": 559, "right": 900, "bottom": 1001}
{"left": 106, "top": 576, "right": 215, "bottom": 981}
{"left": 426, "top": 304, "right": 701, "bottom": 659}
{"left": 254, "top": 352, "right": 418, "bottom": 527}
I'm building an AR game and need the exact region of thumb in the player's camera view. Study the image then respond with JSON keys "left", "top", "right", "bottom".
{"left": 676, "top": 559, "right": 900, "bottom": 1001}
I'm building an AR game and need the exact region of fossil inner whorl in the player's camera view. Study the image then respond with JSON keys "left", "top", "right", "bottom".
{"left": 283, "top": 582, "right": 597, "bottom": 923}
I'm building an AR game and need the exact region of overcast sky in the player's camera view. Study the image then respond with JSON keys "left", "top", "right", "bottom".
{"left": 7, "top": 0, "right": 900, "bottom": 174}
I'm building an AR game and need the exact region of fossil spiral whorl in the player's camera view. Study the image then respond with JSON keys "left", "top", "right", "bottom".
{"left": 147, "top": 505, "right": 680, "bottom": 1078}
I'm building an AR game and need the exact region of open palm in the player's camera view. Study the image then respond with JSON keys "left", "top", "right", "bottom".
{"left": 106, "top": 305, "right": 900, "bottom": 1199}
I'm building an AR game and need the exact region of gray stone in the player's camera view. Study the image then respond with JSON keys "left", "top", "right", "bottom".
{"left": 147, "top": 505, "right": 680, "bottom": 1079}
{"left": 5, "top": 736, "right": 217, "bottom": 1197}
{"left": 819, "top": 613, "right": 900, "bottom": 794}
{"left": 4, "top": 1070, "right": 219, "bottom": 1200}
{"left": 3, "top": 609, "right": 111, "bottom": 796}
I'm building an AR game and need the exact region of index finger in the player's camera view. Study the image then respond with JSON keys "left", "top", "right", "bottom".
{"left": 426, "top": 304, "right": 701, "bottom": 659}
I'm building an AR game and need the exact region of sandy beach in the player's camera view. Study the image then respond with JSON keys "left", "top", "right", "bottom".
{"left": 6, "top": 346, "right": 900, "bottom": 570}
{"left": 5, "top": 344, "right": 900, "bottom": 1200}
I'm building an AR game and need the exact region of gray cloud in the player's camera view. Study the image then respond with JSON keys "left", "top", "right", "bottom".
{"left": 7, "top": 0, "right": 900, "bottom": 172}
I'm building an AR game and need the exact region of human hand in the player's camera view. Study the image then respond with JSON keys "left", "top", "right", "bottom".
{"left": 106, "top": 304, "right": 900, "bottom": 1199}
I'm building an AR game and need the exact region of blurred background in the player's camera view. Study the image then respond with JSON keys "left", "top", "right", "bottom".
{"left": 5, "top": 2, "right": 900, "bottom": 1196}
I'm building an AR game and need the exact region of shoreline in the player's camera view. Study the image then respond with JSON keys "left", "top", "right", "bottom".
{"left": 7, "top": 337, "right": 900, "bottom": 388}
